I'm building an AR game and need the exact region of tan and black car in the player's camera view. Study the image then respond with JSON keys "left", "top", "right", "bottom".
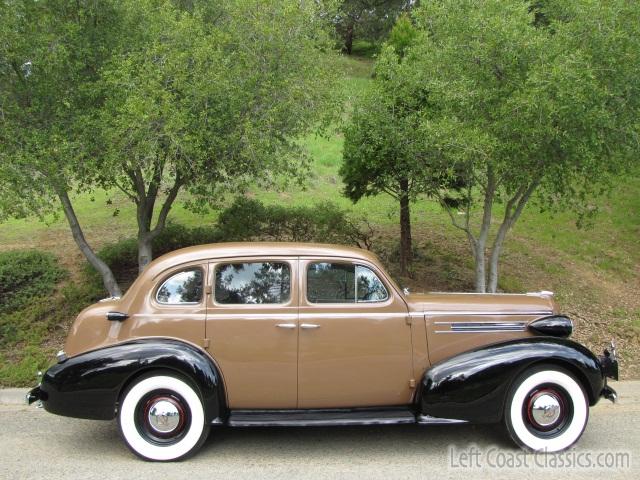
{"left": 27, "top": 243, "right": 618, "bottom": 461}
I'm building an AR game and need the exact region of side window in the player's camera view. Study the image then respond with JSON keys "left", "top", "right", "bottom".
{"left": 307, "top": 263, "right": 355, "bottom": 303}
{"left": 156, "top": 269, "right": 203, "bottom": 304}
{"left": 356, "top": 265, "right": 389, "bottom": 302}
{"left": 307, "top": 262, "right": 389, "bottom": 303}
{"left": 215, "top": 262, "right": 291, "bottom": 304}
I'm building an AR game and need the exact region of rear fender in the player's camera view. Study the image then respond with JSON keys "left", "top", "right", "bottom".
{"left": 39, "top": 338, "right": 226, "bottom": 422}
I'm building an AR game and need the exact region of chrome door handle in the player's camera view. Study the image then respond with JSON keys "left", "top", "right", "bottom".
{"left": 276, "top": 323, "right": 297, "bottom": 329}
{"left": 300, "top": 323, "right": 320, "bottom": 329}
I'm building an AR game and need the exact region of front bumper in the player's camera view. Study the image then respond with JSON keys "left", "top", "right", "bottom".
{"left": 25, "top": 386, "right": 45, "bottom": 405}
{"left": 598, "top": 341, "right": 619, "bottom": 403}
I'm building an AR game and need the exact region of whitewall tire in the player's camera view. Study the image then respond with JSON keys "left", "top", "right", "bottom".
{"left": 118, "top": 374, "right": 209, "bottom": 461}
{"left": 504, "top": 366, "right": 589, "bottom": 452}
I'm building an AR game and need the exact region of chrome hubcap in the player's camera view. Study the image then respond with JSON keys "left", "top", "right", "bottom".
{"left": 529, "top": 392, "right": 562, "bottom": 428}
{"left": 147, "top": 399, "right": 181, "bottom": 434}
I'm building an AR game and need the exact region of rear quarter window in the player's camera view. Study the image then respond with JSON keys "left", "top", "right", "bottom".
{"left": 156, "top": 269, "right": 203, "bottom": 304}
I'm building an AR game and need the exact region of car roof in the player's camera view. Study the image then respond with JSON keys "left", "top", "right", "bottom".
{"left": 146, "top": 242, "right": 381, "bottom": 278}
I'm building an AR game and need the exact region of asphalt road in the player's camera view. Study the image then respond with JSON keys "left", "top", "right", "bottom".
{"left": 1, "top": 382, "right": 639, "bottom": 480}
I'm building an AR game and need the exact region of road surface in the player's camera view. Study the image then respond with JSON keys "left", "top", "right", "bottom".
{"left": 1, "top": 382, "right": 638, "bottom": 479}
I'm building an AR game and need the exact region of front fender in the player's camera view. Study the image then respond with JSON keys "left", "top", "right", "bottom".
{"left": 419, "top": 337, "right": 604, "bottom": 424}
{"left": 39, "top": 338, "right": 226, "bottom": 422}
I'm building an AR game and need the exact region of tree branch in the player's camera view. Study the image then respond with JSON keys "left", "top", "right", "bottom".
{"left": 149, "top": 171, "right": 183, "bottom": 240}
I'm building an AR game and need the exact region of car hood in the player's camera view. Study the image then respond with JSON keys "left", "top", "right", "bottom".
{"left": 405, "top": 292, "right": 557, "bottom": 315}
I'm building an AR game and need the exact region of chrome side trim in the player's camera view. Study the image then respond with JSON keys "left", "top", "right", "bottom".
{"left": 426, "top": 310, "right": 552, "bottom": 316}
{"left": 434, "top": 321, "right": 528, "bottom": 333}
{"left": 417, "top": 414, "right": 468, "bottom": 425}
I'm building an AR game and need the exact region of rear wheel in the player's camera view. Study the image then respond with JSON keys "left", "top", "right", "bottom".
{"left": 504, "top": 365, "right": 588, "bottom": 452}
{"left": 118, "top": 373, "right": 209, "bottom": 461}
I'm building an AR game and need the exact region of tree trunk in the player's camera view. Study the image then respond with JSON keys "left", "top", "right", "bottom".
{"left": 399, "top": 178, "right": 412, "bottom": 276}
{"left": 56, "top": 188, "right": 122, "bottom": 298}
{"left": 487, "top": 180, "right": 540, "bottom": 293}
{"left": 487, "top": 226, "right": 508, "bottom": 293}
{"left": 343, "top": 23, "right": 354, "bottom": 55}
{"left": 473, "top": 166, "right": 496, "bottom": 293}
{"left": 137, "top": 232, "right": 153, "bottom": 274}
{"left": 133, "top": 173, "right": 183, "bottom": 274}
{"left": 472, "top": 240, "right": 486, "bottom": 293}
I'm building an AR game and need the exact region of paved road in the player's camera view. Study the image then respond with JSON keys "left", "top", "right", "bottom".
{"left": 1, "top": 382, "right": 639, "bottom": 480}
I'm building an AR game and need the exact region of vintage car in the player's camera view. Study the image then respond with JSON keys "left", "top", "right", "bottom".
{"left": 27, "top": 243, "right": 618, "bottom": 461}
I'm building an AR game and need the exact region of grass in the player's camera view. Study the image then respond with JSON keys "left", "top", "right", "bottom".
{"left": 1, "top": 53, "right": 640, "bottom": 381}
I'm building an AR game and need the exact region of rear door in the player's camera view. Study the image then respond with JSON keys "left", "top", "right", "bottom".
{"left": 205, "top": 257, "right": 298, "bottom": 409}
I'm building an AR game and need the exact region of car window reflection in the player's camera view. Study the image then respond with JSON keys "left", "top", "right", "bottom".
{"left": 157, "top": 269, "right": 203, "bottom": 304}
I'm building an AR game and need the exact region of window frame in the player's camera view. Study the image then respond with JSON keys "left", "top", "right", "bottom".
{"left": 305, "top": 260, "right": 390, "bottom": 306}
{"left": 153, "top": 266, "right": 205, "bottom": 306}
{"left": 211, "top": 259, "right": 294, "bottom": 307}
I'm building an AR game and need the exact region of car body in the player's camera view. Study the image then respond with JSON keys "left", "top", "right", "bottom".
{"left": 27, "top": 242, "right": 618, "bottom": 460}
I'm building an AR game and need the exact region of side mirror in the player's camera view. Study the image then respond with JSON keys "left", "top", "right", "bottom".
{"left": 106, "top": 311, "right": 129, "bottom": 322}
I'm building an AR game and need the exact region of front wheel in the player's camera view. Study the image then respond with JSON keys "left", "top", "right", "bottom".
{"left": 118, "top": 373, "right": 209, "bottom": 461}
{"left": 504, "top": 365, "right": 589, "bottom": 452}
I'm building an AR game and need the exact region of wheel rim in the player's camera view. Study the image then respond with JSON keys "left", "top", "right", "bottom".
{"left": 522, "top": 385, "right": 572, "bottom": 437}
{"left": 136, "top": 391, "right": 191, "bottom": 445}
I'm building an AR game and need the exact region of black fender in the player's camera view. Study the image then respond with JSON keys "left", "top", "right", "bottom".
{"left": 38, "top": 338, "right": 226, "bottom": 423}
{"left": 418, "top": 337, "right": 604, "bottom": 424}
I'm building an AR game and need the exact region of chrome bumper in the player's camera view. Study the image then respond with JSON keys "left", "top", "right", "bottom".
{"left": 598, "top": 341, "right": 619, "bottom": 404}
{"left": 25, "top": 386, "right": 43, "bottom": 406}
{"left": 598, "top": 341, "right": 619, "bottom": 381}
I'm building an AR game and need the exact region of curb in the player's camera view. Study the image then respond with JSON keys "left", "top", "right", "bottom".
{"left": 0, "top": 388, "right": 28, "bottom": 405}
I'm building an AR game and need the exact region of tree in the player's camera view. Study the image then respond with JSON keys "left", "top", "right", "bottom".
{"left": 341, "top": 17, "right": 450, "bottom": 276}
{"left": 333, "top": 0, "right": 410, "bottom": 54}
{"left": 1, "top": 0, "right": 338, "bottom": 295}
{"left": 0, "top": 0, "right": 124, "bottom": 297}
{"left": 401, "top": 0, "right": 640, "bottom": 292}
{"left": 89, "top": 0, "right": 338, "bottom": 274}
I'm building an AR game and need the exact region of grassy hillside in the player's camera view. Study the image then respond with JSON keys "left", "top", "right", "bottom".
{"left": 0, "top": 55, "right": 638, "bottom": 383}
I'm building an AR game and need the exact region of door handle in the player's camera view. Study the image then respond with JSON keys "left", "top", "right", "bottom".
{"left": 276, "top": 323, "right": 297, "bottom": 329}
{"left": 300, "top": 323, "right": 320, "bottom": 329}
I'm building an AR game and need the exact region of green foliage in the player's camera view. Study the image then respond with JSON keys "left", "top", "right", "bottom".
{"left": 0, "top": 252, "right": 95, "bottom": 386}
{"left": 217, "top": 197, "right": 374, "bottom": 248}
{"left": 0, "top": 250, "right": 66, "bottom": 315}
{"left": 409, "top": 0, "right": 640, "bottom": 213}
{"left": 0, "top": 281, "right": 101, "bottom": 386}
{"left": 387, "top": 14, "right": 417, "bottom": 58}
{"left": 1, "top": 0, "right": 341, "bottom": 286}
{"left": 387, "top": 0, "right": 640, "bottom": 291}
{"left": 332, "top": 0, "right": 411, "bottom": 54}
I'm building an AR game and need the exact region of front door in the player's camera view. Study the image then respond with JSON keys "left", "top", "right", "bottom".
{"left": 206, "top": 258, "right": 298, "bottom": 409}
{"left": 297, "top": 258, "right": 413, "bottom": 408}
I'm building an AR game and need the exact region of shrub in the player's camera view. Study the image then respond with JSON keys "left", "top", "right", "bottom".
{"left": 85, "top": 224, "right": 221, "bottom": 290}
{"left": 0, "top": 250, "right": 67, "bottom": 315}
{"left": 216, "top": 197, "right": 374, "bottom": 248}
{"left": 83, "top": 200, "right": 374, "bottom": 294}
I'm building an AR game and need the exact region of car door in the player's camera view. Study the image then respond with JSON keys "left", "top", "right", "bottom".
{"left": 297, "top": 257, "right": 413, "bottom": 408}
{"left": 205, "top": 257, "right": 298, "bottom": 409}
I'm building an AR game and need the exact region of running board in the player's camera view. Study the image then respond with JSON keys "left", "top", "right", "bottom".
{"left": 228, "top": 407, "right": 416, "bottom": 427}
